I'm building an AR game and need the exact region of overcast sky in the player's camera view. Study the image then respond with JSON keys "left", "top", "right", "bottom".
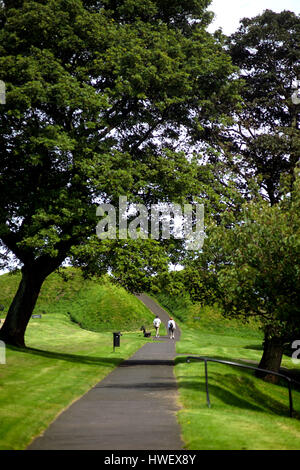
{"left": 207, "top": 0, "right": 300, "bottom": 35}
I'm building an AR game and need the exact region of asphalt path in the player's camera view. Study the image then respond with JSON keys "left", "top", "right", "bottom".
{"left": 28, "top": 293, "right": 183, "bottom": 450}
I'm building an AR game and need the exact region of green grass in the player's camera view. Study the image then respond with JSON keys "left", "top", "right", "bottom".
{"left": 155, "top": 292, "right": 300, "bottom": 450}
{"left": 2, "top": 269, "right": 300, "bottom": 450}
{"left": 0, "top": 269, "right": 158, "bottom": 450}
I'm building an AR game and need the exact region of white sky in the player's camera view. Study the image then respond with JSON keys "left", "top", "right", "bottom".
{"left": 207, "top": 0, "right": 300, "bottom": 35}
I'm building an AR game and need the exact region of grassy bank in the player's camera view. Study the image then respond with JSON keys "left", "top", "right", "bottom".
{"left": 0, "top": 269, "right": 156, "bottom": 333}
{"left": 0, "top": 269, "right": 156, "bottom": 450}
{"left": 155, "top": 292, "right": 300, "bottom": 450}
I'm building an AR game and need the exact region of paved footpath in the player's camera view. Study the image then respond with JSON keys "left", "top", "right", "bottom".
{"left": 28, "top": 294, "right": 183, "bottom": 450}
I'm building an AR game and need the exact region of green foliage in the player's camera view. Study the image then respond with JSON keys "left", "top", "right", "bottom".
{"left": 176, "top": 352, "right": 300, "bottom": 450}
{"left": 203, "top": 10, "right": 300, "bottom": 204}
{"left": 154, "top": 287, "right": 261, "bottom": 338}
{"left": 0, "top": 0, "right": 238, "bottom": 266}
{"left": 199, "top": 170, "right": 300, "bottom": 345}
{"left": 71, "top": 235, "right": 171, "bottom": 293}
{"left": 0, "top": 0, "right": 240, "bottom": 345}
{"left": 154, "top": 289, "right": 192, "bottom": 323}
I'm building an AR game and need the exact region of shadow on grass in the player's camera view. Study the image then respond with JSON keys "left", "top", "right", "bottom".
{"left": 175, "top": 356, "right": 298, "bottom": 419}
{"left": 7, "top": 344, "right": 123, "bottom": 366}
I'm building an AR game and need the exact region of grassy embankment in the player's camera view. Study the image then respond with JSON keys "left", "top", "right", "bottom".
{"left": 155, "top": 291, "right": 300, "bottom": 450}
{"left": 0, "top": 269, "right": 161, "bottom": 450}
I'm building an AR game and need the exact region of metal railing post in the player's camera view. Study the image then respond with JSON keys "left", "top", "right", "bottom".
{"left": 204, "top": 359, "right": 211, "bottom": 408}
{"left": 287, "top": 380, "right": 294, "bottom": 418}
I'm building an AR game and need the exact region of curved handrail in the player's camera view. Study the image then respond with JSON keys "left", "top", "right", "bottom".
{"left": 186, "top": 355, "right": 300, "bottom": 418}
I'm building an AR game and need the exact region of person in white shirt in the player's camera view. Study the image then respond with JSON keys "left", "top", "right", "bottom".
{"left": 167, "top": 317, "right": 176, "bottom": 339}
{"left": 153, "top": 315, "right": 161, "bottom": 337}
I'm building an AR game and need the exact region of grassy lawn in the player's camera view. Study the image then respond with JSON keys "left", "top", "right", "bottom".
{"left": 0, "top": 270, "right": 157, "bottom": 450}
{"left": 155, "top": 293, "right": 300, "bottom": 450}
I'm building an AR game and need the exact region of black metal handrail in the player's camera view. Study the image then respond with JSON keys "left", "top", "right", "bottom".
{"left": 186, "top": 356, "right": 300, "bottom": 418}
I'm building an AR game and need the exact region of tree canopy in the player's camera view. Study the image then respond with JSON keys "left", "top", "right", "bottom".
{"left": 197, "top": 169, "right": 300, "bottom": 379}
{"left": 0, "top": 0, "right": 239, "bottom": 346}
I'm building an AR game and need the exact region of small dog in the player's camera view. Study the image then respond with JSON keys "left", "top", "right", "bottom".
{"left": 140, "top": 326, "right": 151, "bottom": 337}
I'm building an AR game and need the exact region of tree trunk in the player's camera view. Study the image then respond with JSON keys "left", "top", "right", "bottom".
{"left": 255, "top": 334, "right": 284, "bottom": 384}
{"left": 0, "top": 266, "right": 46, "bottom": 348}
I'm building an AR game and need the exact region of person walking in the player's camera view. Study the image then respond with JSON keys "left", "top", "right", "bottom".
{"left": 167, "top": 317, "right": 176, "bottom": 340}
{"left": 153, "top": 315, "right": 161, "bottom": 338}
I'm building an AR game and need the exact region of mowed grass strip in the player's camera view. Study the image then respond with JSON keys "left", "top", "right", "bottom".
{"left": 0, "top": 270, "right": 156, "bottom": 450}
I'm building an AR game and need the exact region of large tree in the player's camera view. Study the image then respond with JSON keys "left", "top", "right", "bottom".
{"left": 183, "top": 9, "right": 300, "bottom": 381}
{"left": 0, "top": 0, "right": 238, "bottom": 347}
{"left": 199, "top": 169, "right": 300, "bottom": 382}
